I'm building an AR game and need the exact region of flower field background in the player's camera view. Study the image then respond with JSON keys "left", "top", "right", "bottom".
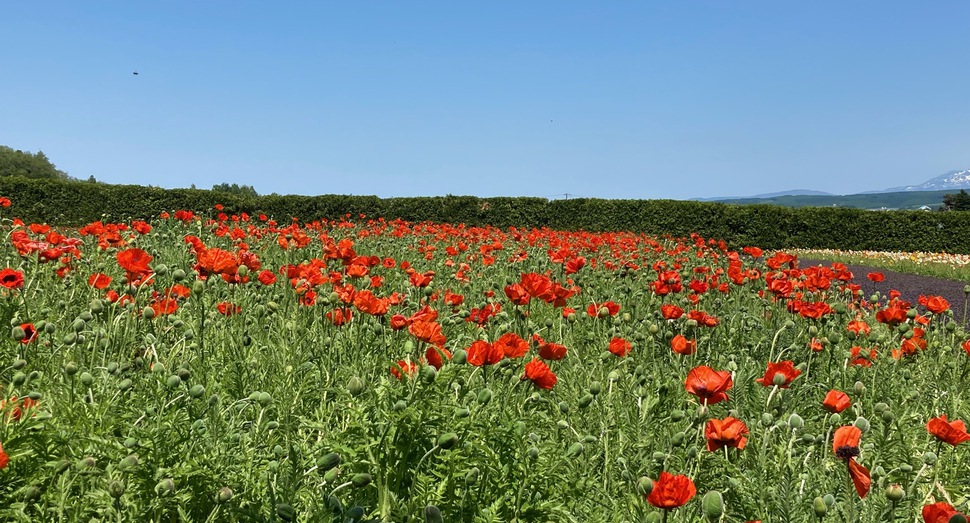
{"left": 0, "top": 205, "right": 968, "bottom": 522}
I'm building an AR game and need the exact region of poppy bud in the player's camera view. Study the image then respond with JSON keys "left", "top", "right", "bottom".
{"left": 120, "top": 454, "right": 139, "bottom": 470}
{"left": 257, "top": 392, "right": 273, "bottom": 407}
{"left": 853, "top": 381, "right": 866, "bottom": 396}
{"left": 452, "top": 350, "right": 467, "bottom": 365}
{"left": 351, "top": 473, "right": 372, "bottom": 488}
{"left": 393, "top": 400, "right": 407, "bottom": 411}
{"left": 528, "top": 446, "right": 539, "bottom": 460}
{"left": 323, "top": 468, "right": 339, "bottom": 482}
{"left": 636, "top": 476, "right": 654, "bottom": 496}
{"left": 671, "top": 409, "right": 686, "bottom": 422}
{"left": 155, "top": 478, "right": 175, "bottom": 497}
{"left": 188, "top": 384, "right": 205, "bottom": 398}
{"left": 424, "top": 506, "right": 444, "bottom": 523}
{"left": 437, "top": 433, "right": 459, "bottom": 450}
{"left": 276, "top": 503, "right": 296, "bottom": 522}
{"left": 565, "top": 442, "right": 584, "bottom": 457}
{"left": 12, "top": 371, "right": 26, "bottom": 387}
{"left": 772, "top": 372, "right": 787, "bottom": 386}
{"left": 478, "top": 388, "right": 493, "bottom": 405}
{"left": 11, "top": 326, "right": 25, "bottom": 341}
{"left": 216, "top": 487, "right": 233, "bottom": 503}
{"left": 854, "top": 416, "right": 870, "bottom": 433}
{"left": 788, "top": 413, "right": 804, "bottom": 429}
{"left": 80, "top": 371, "right": 94, "bottom": 387}
{"left": 578, "top": 393, "right": 594, "bottom": 409}
{"left": 813, "top": 496, "right": 827, "bottom": 517}
{"left": 645, "top": 513, "right": 663, "bottom": 523}
{"left": 24, "top": 485, "right": 43, "bottom": 502}
{"left": 118, "top": 378, "right": 132, "bottom": 392}
{"left": 166, "top": 375, "right": 181, "bottom": 389}
{"left": 419, "top": 365, "right": 437, "bottom": 384}
{"left": 108, "top": 480, "right": 126, "bottom": 499}
{"left": 455, "top": 407, "right": 470, "bottom": 418}
{"left": 142, "top": 306, "right": 155, "bottom": 320}
{"left": 556, "top": 420, "right": 570, "bottom": 431}
{"left": 465, "top": 467, "right": 480, "bottom": 486}
{"left": 701, "top": 491, "right": 724, "bottom": 521}
{"left": 348, "top": 377, "right": 366, "bottom": 396}
{"left": 761, "top": 413, "right": 774, "bottom": 427}
{"left": 829, "top": 413, "right": 842, "bottom": 425}
{"left": 589, "top": 381, "right": 602, "bottom": 395}
{"left": 922, "top": 451, "right": 937, "bottom": 465}
{"left": 672, "top": 432, "right": 686, "bottom": 446}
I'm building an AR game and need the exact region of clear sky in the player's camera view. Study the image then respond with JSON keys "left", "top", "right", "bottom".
{"left": 2, "top": 2, "right": 968, "bottom": 200}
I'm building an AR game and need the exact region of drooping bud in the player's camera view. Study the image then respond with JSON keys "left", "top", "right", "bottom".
{"left": 701, "top": 491, "right": 724, "bottom": 521}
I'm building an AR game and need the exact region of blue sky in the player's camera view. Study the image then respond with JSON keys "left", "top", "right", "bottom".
{"left": 2, "top": 2, "right": 968, "bottom": 200}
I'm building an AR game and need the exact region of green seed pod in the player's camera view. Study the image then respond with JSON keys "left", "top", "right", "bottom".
{"left": 317, "top": 452, "right": 341, "bottom": 471}
{"left": 513, "top": 420, "right": 526, "bottom": 437}
{"left": 62, "top": 332, "right": 78, "bottom": 345}
{"left": 188, "top": 384, "right": 205, "bottom": 398}
{"left": 166, "top": 375, "right": 182, "bottom": 389}
{"left": 578, "top": 393, "right": 594, "bottom": 408}
{"left": 672, "top": 431, "right": 686, "bottom": 446}
{"left": 351, "top": 473, "right": 372, "bottom": 488}
{"left": 465, "top": 467, "right": 480, "bottom": 486}
{"left": 208, "top": 394, "right": 221, "bottom": 407}
{"left": 565, "top": 442, "right": 584, "bottom": 457}
{"left": 853, "top": 381, "right": 866, "bottom": 396}
{"left": 257, "top": 392, "right": 273, "bottom": 407}
{"left": 923, "top": 451, "right": 938, "bottom": 465}
{"left": 652, "top": 451, "right": 667, "bottom": 461}
{"left": 106, "top": 362, "right": 119, "bottom": 375}
{"left": 348, "top": 376, "right": 366, "bottom": 396}
{"left": 118, "top": 378, "right": 133, "bottom": 392}
{"left": 582, "top": 434, "right": 597, "bottom": 444}
{"left": 589, "top": 381, "right": 602, "bottom": 395}
{"left": 829, "top": 413, "right": 842, "bottom": 425}
{"left": 636, "top": 476, "right": 654, "bottom": 496}
{"left": 455, "top": 407, "right": 470, "bottom": 418}
{"left": 558, "top": 401, "right": 569, "bottom": 415}
{"left": 27, "top": 390, "right": 41, "bottom": 401}
{"left": 854, "top": 416, "right": 870, "bottom": 433}
{"left": 276, "top": 503, "right": 296, "bottom": 522}
{"left": 788, "top": 413, "right": 804, "bottom": 429}
{"left": 420, "top": 365, "right": 437, "bottom": 384}
{"left": 527, "top": 446, "right": 539, "bottom": 460}
{"left": 11, "top": 371, "right": 27, "bottom": 387}
{"left": 556, "top": 420, "right": 570, "bottom": 431}
{"left": 80, "top": 372, "right": 94, "bottom": 387}
{"left": 323, "top": 468, "right": 340, "bottom": 483}
{"left": 393, "top": 399, "right": 407, "bottom": 411}
{"left": 813, "top": 496, "right": 827, "bottom": 517}
{"left": 124, "top": 437, "right": 137, "bottom": 449}
{"left": 120, "top": 454, "right": 139, "bottom": 470}
{"left": 216, "top": 487, "right": 233, "bottom": 504}
{"left": 267, "top": 420, "right": 279, "bottom": 430}
{"left": 108, "top": 480, "right": 126, "bottom": 499}
{"left": 478, "top": 388, "right": 493, "bottom": 405}
{"left": 701, "top": 491, "right": 724, "bottom": 521}
{"left": 23, "top": 485, "right": 43, "bottom": 502}
{"left": 671, "top": 409, "right": 686, "bottom": 422}
{"left": 64, "top": 362, "right": 78, "bottom": 376}
{"left": 424, "top": 505, "right": 444, "bottom": 523}
{"left": 11, "top": 326, "right": 26, "bottom": 341}
{"left": 437, "top": 433, "right": 459, "bottom": 450}
{"left": 452, "top": 349, "right": 467, "bottom": 365}
{"left": 155, "top": 478, "right": 175, "bottom": 497}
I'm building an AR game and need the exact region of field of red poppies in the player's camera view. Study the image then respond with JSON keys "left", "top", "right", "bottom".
{"left": 0, "top": 204, "right": 968, "bottom": 522}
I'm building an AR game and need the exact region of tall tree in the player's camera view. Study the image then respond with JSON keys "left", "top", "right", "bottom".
{"left": 0, "top": 146, "right": 69, "bottom": 179}
{"left": 942, "top": 190, "right": 970, "bottom": 211}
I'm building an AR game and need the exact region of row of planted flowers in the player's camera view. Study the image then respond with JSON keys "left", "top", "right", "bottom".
{"left": 0, "top": 203, "right": 968, "bottom": 521}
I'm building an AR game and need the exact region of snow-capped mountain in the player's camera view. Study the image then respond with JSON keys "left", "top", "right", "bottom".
{"left": 873, "top": 169, "right": 970, "bottom": 193}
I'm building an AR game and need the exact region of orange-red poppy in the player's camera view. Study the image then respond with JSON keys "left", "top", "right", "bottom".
{"left": 646, "top": 471, "right": 696, "bottom": 509}
{"left": 918, "top": 295, "right": 950, "bottom": 315}
{"left": 116, "top": 248, "right": 153, "bottom": 282}
{"left": 705, "top": 417, "right": 749, "bottom": 451}
{"left": 466, "top": 340, "right": 505, "bottom": 367}
{"left": 832, "top": 425, "right": 870, "bottom": 498}
{"left": 495, "top": 332, "right": 529, "bottom": 359}
{"left": 424, "top": 346, "right": 452, "bottom": 370}
{"left": 922, "top": 502, "right": 966, "bottom": 523}
{"left": 684, "top": 366, "right": 733, "bottom": 405}
{"left": 822, "top": 390, "right": 851, "bottom": 413}
{"left": 660, "top": 304, "right": 684, "bottom": 320}
{"left": 0, "top": 268, "right": 24, "bottom": 289}
{"left": 608, "top": 337, "right": 632, "bottom": 357}
{"left": 522, "top": 357, "right": 557, "bottom": 390}
{"left": 926, "top": 415, "right": 970, "bottom": 446}
{"left": 670, "top": 334, "right": 697, "bottom": 355}
{"left": 755, "top": 360, "right": 801, "bottom": 388}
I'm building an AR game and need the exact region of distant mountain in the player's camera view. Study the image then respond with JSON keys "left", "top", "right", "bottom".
{"left": 696, "top": 189, "right": 833, "bottom": 202}
{"left": 866, "top": 169, "right": 970, "bottom": 194}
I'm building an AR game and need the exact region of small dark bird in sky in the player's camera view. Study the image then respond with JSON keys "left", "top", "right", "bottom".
{"left": 132, "top": 71, "right": 139, "bottom": 76}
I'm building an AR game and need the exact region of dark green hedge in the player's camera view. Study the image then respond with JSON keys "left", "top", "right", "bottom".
{"left": 1, "top": 177, "right": 967, "bottom": 253}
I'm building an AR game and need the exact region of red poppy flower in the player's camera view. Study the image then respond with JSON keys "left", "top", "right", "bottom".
{"left": 390, "top": 359, "right": 418, "bottom": 380}
{"left": 522, "top": 357, "right": 557, "bottom": 390}
{"left": 963, "top": 339, "right": 970, "bottom": 357}
{"left": 519, "top": 272, "right": 554, "bottom": 301}
{"left": 196, "top": 248, "right": 238, "bottom": 276}
{"left": 684, "top": 366, "right": 733, "bottom": 405}
{"left": 742, "top": 246, "right": 763, "bottom": 258}
{"left": 424, "top": 346, "right": 452, "bottom": 370}
{"left": 670, "top": 334, "right": 697, "bottom": 355}
{"left": 116, "top": 248, "right": 153, "bottom": 282}
{"left": 216, "top": 302, "right": 241, "bottom": 316}
{"left": 257, "top": 270, "right": 277, "bottom": 285}
{"left": 326, "top": 308, "right": 353, "bottom": 326}
{"left": 466, "top": 340, "right": 505, "bottom": 367}
{"left": 495, "top": 332, "right": 529, "bottom": 358}
{"left": 705, "top": 417, "right": 749, "bottom": 451}
{"left": 353, "top": 290, "right": 390, "bottom": 316}
{"left": 504, "top": 283, "right": 531, "bottom": 305}
{"left": 926, "top": 415, "right": 970, "bottom": 446}
{"left": 755, "top": 360, "right": 801, "bottom": 388}
{"left": 832, "top": 425, "right": 870, "bottom": 498}
{"left": 922, "top": 502, "right": 966, "bottom": 523}
{"left": 87, "top": 273, "right": 112, "bottom": 290}
{"left": 918, "top": 295, "right": 950, "bottom": 315}
{"left": 822, "top": 390, "right": 851, "bottom": 413}
{"left": 876, "top": 302, "right": 909, "bottom": 326}
{"left": 660, "top": 304, "right": 684, "bottom": 320}
{"left": 0, "top": 441, "right": 7, "bottom": 469}
{"left": 608, "top": 337, "right": 632, "bottom": 357}
{"left": 587, "top": 301, "right": 620, "bottom": 318}
{"left": 866, "top": 272, "right": 885, "bottom": 282}
{"left": 846, "top": 320, "right": 871, "bottom": 338}
{"left": 564, "top": 256, "right": 586, "bottom": 274}
{"left": 19, "top": 323, "right": 37, "bottom": 344}
{"left": 151, "top": 298, "right": 179, "bottom": 316}
{"left": 0, "top": 268, "right": 24, "bottom": 289}
{"left": 0, "top": 197, "right": 11, "bottom": 208}
{"left": 408, "top": 320, "right": 446, "bottom": 347}
{"left": 646, "top": 471, "right": 696, "bottom": 509}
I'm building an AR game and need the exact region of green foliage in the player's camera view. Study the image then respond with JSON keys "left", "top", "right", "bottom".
{"left": 211, "top": 183, "right": 259, "bottom": 198}
{"left": 0, "top": 147, "right": 69, "bottom": 180}
{"left": 3, "top": 177, "right": 970, "bottom": 252}
{"left": 942, "top": 190, "right": 970, "bottom": 211}
{"left": 714, "top": 190, "right": 953, "bottom": 210}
